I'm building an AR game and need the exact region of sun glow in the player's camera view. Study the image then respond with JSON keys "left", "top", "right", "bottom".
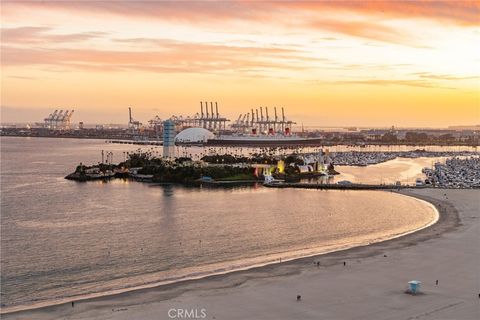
{"left": 1, "top": 1, "right": 479, "bottom": 126}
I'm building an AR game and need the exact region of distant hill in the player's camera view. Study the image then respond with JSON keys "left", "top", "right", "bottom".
{"left": 448, "top": 125, "right": 480, "bottom": 131}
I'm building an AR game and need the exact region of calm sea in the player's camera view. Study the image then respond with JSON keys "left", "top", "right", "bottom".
{"left": 1, "top": 137, "right": 439, "bottom": 311}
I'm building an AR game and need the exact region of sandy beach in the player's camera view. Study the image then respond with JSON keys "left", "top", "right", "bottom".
{"left": 3, "top": 189, "right": 479, "bottom": 320}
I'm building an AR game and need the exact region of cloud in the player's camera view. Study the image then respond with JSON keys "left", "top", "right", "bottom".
{"left": 328, "top": 79, "right": 451, "bottom": 89}
{"left": 1, "top": 40, "right": 318, "bottom": 76}
{"left": 1, "top": 26, "right": 106, "bottom": 44}
{"left": 2, "top": 1, "right": 476, "bottom": 51}
{"left": 413, "top": 72, "right": 480, "bottom": 81}
{"left": 2, "top": 1, "right": 265, "bottom": 24}
{"left": 278, "top": 1, "right": 480, "bottom": 26}
{"left": 4, "top": 1, "right": 478, "bottom": 26}
{"left": 4, "top": 1, "right": 475, "bottom": 49}
{"left": 6, "top": 75, "right": 38, "bottom": 80}
{"left": 307, "top": 19, "right": 409, "bottom": 45}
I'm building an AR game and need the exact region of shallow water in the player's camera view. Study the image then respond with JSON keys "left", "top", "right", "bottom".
{"left": 333, "top": 157, "right": 449, "bottom": 185}
{"left": 1, "top": 137, "right": 438, "bottom": 310}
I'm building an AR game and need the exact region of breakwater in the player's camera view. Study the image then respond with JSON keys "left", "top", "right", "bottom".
{"left": 264, "top": 182, "right": 416, "bottom": 190}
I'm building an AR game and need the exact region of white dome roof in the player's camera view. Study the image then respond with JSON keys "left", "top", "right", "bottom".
{"left": 175, "top": 127, "right": 215, "bottom": 143}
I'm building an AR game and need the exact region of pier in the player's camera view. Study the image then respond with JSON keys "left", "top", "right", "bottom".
{"left": 106, "top": 140, "right": 163, "bottom": 146}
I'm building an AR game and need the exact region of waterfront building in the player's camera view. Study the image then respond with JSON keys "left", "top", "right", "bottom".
{"left": 163, "top": 120, "right": 175, "bottom": 158}
{"left": 175, "top": 127, "right": 215, "bottom": 143}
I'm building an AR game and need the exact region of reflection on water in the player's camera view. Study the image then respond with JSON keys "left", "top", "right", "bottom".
{"left": 331, "top": 157, "right": 449, "bottom": 184}
{"left": 298, "top": 157, "right": 448, "bottom": 185}
{"left": 1, "top": 137, "right": 440, "bottom": 310}
{"left": 162, "top": 184, "right": 175, "bottom": 197}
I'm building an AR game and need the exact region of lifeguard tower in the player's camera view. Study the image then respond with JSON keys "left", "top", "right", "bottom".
{"left": 407, "top": 280, "right": 422, "bottom": 294}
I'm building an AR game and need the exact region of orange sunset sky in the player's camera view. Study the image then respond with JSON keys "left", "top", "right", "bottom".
{"left": 1, "top": 1, "right": 479, "bottom": 127}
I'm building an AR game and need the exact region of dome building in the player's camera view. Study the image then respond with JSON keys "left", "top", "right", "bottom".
{"left": 175, "top": 127, "right": 215, "bottom": 143}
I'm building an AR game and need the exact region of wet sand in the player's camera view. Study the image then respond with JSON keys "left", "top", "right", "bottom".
{"left": 3, "top": 189, "right": 479, "bottom": 320}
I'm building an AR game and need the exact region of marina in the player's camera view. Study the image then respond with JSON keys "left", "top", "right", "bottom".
{"left": 62, "top": 142, "right": 479, "bottom": 187}
{"left": 423, "top": 157, "right": 480, "bottom": 188}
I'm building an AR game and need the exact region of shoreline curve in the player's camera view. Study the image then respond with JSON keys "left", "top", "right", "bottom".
{"left": 1, "top": 189, "right": 457, "bottom": 316}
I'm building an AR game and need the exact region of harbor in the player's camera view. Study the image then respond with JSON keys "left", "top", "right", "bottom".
{"left": 2, "top": 136, "right": 479, "bottom": 319}
{"left": 423, "top": 157, "right": 480, "bottom": 188}
{"left": 324, "top": 150, "right": 475, "bottom": 166}
{"left": 2, "top": 1, "right": 479, "bottom": 319}
{"left": 2, "top": 105, "right": 478, "bottom": 148}
{"left": 1, "top": 137, "right": 445, "bottom": 314}
{"left": 63, "top": 142, "right": 480, "bottom": 188}
{"left": 52, "top": 111, "right": 479, "bottom": 188}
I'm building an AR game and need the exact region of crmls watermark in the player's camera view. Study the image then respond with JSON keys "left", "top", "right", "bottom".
{"left": 168, "top": 308, "right": 207, "bottom": 319}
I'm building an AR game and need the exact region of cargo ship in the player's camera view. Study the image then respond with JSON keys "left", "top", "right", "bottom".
{"left": 206, "top": 134, "right": 323, "bottom": 146}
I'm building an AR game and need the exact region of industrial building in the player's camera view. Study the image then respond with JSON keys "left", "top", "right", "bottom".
{"left": 175, "top": 127, "right": 215, "bottom": 144}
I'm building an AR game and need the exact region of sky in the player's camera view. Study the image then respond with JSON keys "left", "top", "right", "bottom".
{"left": 1, "top": 1, "right": 479, "bottom": 127}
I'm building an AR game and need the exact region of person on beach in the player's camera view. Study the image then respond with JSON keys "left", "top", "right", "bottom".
{"left": 71, "top": 301, "right": 74, "bottom": 308}
{"left": 297, "top": 295, "right": 301, "bottom": 301}
{"left": 436, "top": 280, "right": 439, "bottom": 285}
{"left": 343, "top": 261, "right": 346, "bottom": 266}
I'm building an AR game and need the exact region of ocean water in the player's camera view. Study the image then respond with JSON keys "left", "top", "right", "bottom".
{"left": 1, "top": 137, "right": 438, "bottom": 311}
{"left": 333, "top": 156, "right": 450, "bottom": 185}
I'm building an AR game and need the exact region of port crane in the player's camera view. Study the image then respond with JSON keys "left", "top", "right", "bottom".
{"left": 232, "top": 107, "right": 295, "bottom": 135}
{"left": 43, "top": 109, "right": 74, "bottom": 130}
{"left": 195, "top": 101, "right": 229, "bottom": 131}
{"left": 128, "top": 107, "right": 142, "bottom": 132}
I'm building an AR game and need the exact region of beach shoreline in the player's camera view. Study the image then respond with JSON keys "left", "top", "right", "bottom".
{"left": 0, "top": 190, "right": 440, "bottom": 314}
{"left": 3, "top": 188, "right": 468, "bottom": 319}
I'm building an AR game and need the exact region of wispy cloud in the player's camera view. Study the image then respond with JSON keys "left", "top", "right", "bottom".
{"left": 1, "top": 40, "right": 319, "bottom": 76}
{"left": 4, "top": 1, "right": 478, "bottom": 26}
{"left": 306, "top": 18, "right": 410, "bottom": 45}
{"left": 328, "top": 79, "right": 453, "bottom": 89}
{"left": 277, "top": 1, "right": 480, "bottom": 27}
{"left": 1, "top": 26, "right": 106, "bottom": 44}
{"left": 3, "top": 2, "right": 478, "bottom": 50}
{"left": 6, "top": 75, "right": 37, "bottom": 80}
{"left": 413, "top": 72, "right": 480, "bottom": 81}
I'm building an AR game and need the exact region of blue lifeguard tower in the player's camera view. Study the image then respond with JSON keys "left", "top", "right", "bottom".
{"left": 408, "top": 280, "right": 422, "bottom": 294}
